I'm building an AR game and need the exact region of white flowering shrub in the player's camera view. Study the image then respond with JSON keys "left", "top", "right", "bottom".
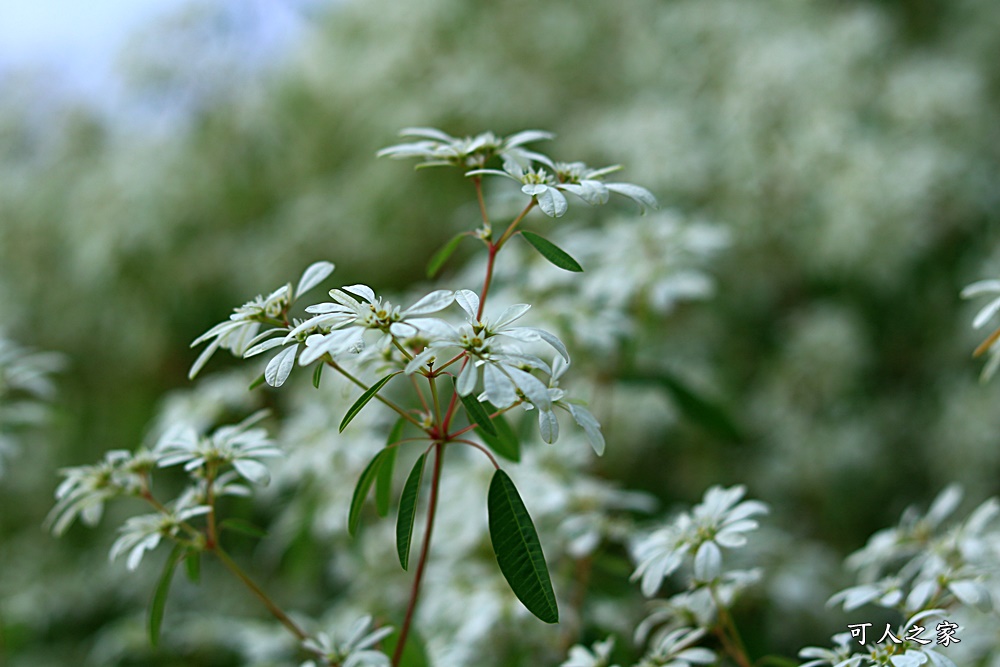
{"left": 5, "top": 1, "right": 1000, "bottom": 665}
{"left": 40, "top": 124, "right": 1000, "bottom": 667}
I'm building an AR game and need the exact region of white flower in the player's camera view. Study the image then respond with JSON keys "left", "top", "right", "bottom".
{"left": 631, "top": 485, "right": 768, "bottom": 596}
{"left": 638, "top": 627, "right": 715, "bottom": 667}
{"left": 554, "top": 161, "right": 659, "bottom": 212}
{"left": 377, "top": 127, "right": 554, "bottom": 170}
{"left": 45, "top": 449, "right": 155, "bottom": 535}
{"left": 560, "top": 636, "right": 619, "bottom": 667}
{"left": 467, "top": 159, "right": 569, "bottom": 217}
{"left": 156, "top": 410, "right": 281, "bottom": 485}
{"left": 109, "top": 504, "right": 210, "bottom": 570}
{"left": 189, "top": 261, "right": 334, "bottom": 381}
{"left": 543, "top": 355, "right": 605, "bottom": 454}
{"left": 301, "top": 615, "right": 393, "bottom": 667}
{"left": 291, "top": 285, "right": 454, "bottom": 366}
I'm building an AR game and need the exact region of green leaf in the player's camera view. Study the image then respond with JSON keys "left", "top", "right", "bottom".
{"left": 520, "top": 231, "right": 583, "bottom": 272}
{"left": 487, "top": 470, "right": 558, "bottom": 623}
{"left": 349, "top": 448, "right": 395, "bottom": 536}
{"left": 624, "top": 370, "right": 743, "bottom": 442}
{"left": 220, "top": 518, "right": 268, "bottom": 539}
{"left": 312, "top": 363, "right": 323, "bottom": 388}
{"left": 149, "top": 544, "right": 184, "bottom": 647}
{"left": 340, "top": 372, "right": 400, "bottom": 433}
{"left": 248, "top": 373, "right": 266, "bottom": 390}
{"left": 396, "top": 453, "right": 426, "bottom": 570}
{"left": 376, "top": 419, "right": 405, "bottom": 517}
{"left": 455, "top": 380, "right": 497, "bottom": 436}
{"left": 184, "top": 549, "right": 200, "bottom": 584}
{"left": 426, "top": 232, "right": 468, "bottom": 279}
{"left": 475, "top": 402, "right": 520, "bottom": 462}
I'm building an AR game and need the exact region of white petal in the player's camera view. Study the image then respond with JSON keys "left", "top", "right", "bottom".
{"left": 342, "top": 284, "right": 376, "bottom": 303}
{"left": 529, "top": 185, "right": 568, "bottom": 217}
{"left": 398, "top": 126, "right": 455, "bottom": 142}
{"left": 493, "top": 303, "right": 531, "bottom": 330}
{"left": 243, "top": 337, "right": 287, "bottom": 358}
{"left": 455, "top": 290, "right": 480, "bottom": 322}
{"left": 693, "top": 540, "right": 722, "bottom": 580}
{"left": 483, "top": 363, "right": 517, "bottom": 407}
{"left": 233, "top": 459, "right": 271, "bottom": 485}
{"left": 188, "top": 337, "right": 223, "bottom": 379}
{"left": 294, "top": 261, "right": 335, "bottom": 299}
{"left": 606, "top": 182, "right": 659, "bottom": 212}
{"left": 503, "top": 129, "right": 554, "bottom": 147}
{"left": 264, "top": 344, "right": 298, "bottom": 387}
{"left": 505, "top": 366, "right": 551, "bottom": 410}
{"left": 457, "top": 360, "right": 478, "bottom": 395}
{"left": 961, "top": 280, "right": 1000, "bottom": 298}
{"left": 299, "top": 329, "right": 363, "bottom": 365}
{"left": 538, "top": 409, "right": 559, "bottom": 444}
{"left": 405, "top": 347, "right": 438, "bottom": 375}
{"left": 567, "top": 404, "right": 605, "bottom": 455}
{"left": 973, "top": 296, "right": 1000, "bottom": 329}
{"left": 403, "top": 290, "right": 455, "bottom": 316}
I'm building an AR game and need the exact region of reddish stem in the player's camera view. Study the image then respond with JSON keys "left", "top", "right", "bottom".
{"left": 392, "top": 442, "right": 445, "bottom": 666}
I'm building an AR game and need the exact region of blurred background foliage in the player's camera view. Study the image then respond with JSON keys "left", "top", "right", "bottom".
{"left": 2, "top": 0, "right": 1000, "bottom": 664}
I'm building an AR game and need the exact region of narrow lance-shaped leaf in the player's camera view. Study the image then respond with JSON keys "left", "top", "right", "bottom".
{"left": 312, "top": 362, "right": 323, "bottom": 389}
{"left": 348, "top": 448, "right": 394, "bottom": 536}
{"left": 396, "top": 453, "right": 426, "bottom": 570}
{"left": 149, "top": 544, "right": 184, "bottom": 647}
{"left": 455, "top": 379, "right": 497, "bottom": 436}
{"left": 376, "top": 419, "right": 406, "bottom": 517}
{"left": 340, "top": 372, "right": 401, "bottom": 433}
{"left": 487, "top": 470, "right": 558, "bottom": 623}
{"left": 475, "top": 401, "right": 520, "bottom": 462}
{"left": 184, "top": 549, "right": 200, "bottom": 584}
{"left": 427, "top": 232, "right": 468, "bottom": 279}
{"left": 248, "top": 373, "right": 266, "bottom": 390}
{"left": 220, "top": 518, "right": 268, "bottom": 539}
{"left": 520, "top": 231, "right": 583, "bottom": 272}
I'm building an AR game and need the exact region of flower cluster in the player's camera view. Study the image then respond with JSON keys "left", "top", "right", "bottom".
{"left": 625, "top": 486, "right": 767, "bottom": 666}
{"left": 190, "top": 260, "right": 335, "bottom": 384}
{"left": 631, "top": 485, "right": 768, "bottom": 596}
{"left": 830, "top": 485, "right": 998, "bottom": 616}
{"left": 300, "top": 615, "right": 392, "bottom": 667}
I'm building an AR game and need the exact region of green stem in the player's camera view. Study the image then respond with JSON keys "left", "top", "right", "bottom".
{"left": 392, "top": 443, "right": 445, "bottom": 666}
{"left": 214, "top": 547, "right": 309, "bottom": 642}
{"left": 327, "top": 361, "right": 422, "bottom": 428}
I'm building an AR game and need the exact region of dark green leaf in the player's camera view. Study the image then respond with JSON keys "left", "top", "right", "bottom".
{"left": 248, "top": 373, "right": 266, "bottom": 390}
{"left": 487, "top": 470, "right": 558, "bottom": 623}
{"left": 375, "top": 447, "right": 398, "bottom": 517}
{"left": 349, "top": 448, "right": 395, "bottom": 536}
{"left": 396, "top": 453, "right": 426, "bottom": 570}
{"left": 340, "top": 372, "right": 400, "bottom": 433}
{"left": 312, "top": 363, "right": 323, "bottom": 388}
{"left": 427, "top": 232, "right": 468, "bottom": 279}
{"left": 520, "top": 231, "right": 583, "bottom": 272}
{"left": 184, "top": 549, "right": 200, "bottom": 583}
{"left": 149, "top": 544, "right": 184, "bottom": 647}
{"left": 220, "top": 518, "right": 268, "bottom": 539}
{"left": 475, "top": 402, "right": 520, "bottom": 462}
{"left": 455, "top": 379, "right": 496, "bottom": 436}
{"left": 625, "top": 370, "right": 743, "bottom": 442}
